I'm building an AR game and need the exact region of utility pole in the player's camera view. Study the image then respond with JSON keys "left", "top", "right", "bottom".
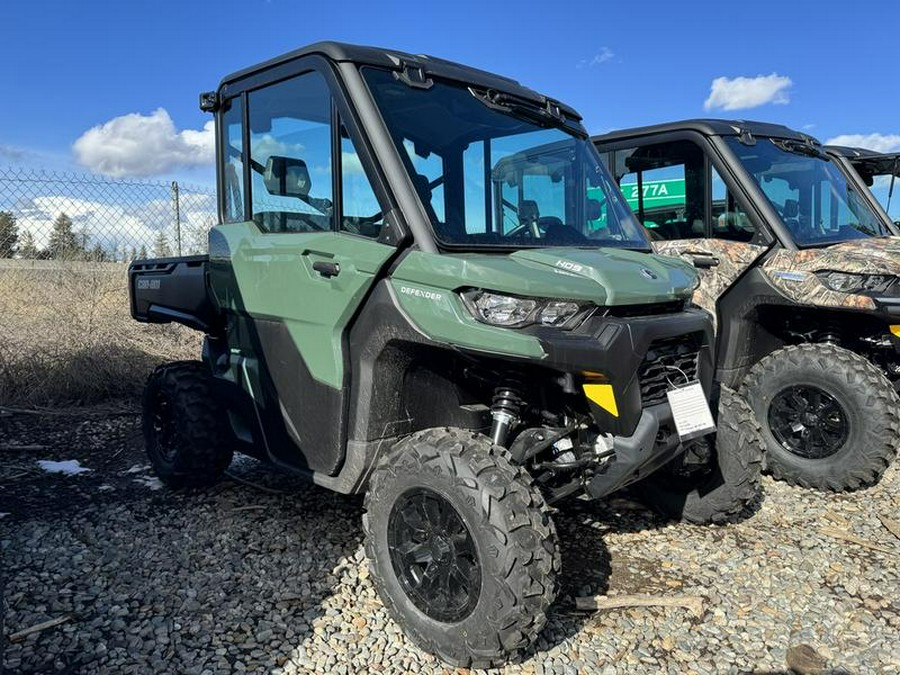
{"left": 172, "top": 181, "right": 182, "bottom": 256}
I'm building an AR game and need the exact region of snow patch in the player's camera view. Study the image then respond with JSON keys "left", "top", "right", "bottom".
{"left": 98, "top": 484, "right": 116, "bottom": 492}
{"left": 132, "top": 477, "right": 164, "bottom": 491}
{"left": 126, "top": 464, "right": 150, "bottom": 474}
{"left": 0, "top": 512, "right": 10, "bottom": 519}
{"left": 37, "top": 460, "right": 92, "bottom": 475}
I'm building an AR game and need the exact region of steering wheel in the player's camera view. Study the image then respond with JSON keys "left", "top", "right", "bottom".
{"left": 342, "top": 212, "right": 383, "bottom": 236}
{"left": 504, "top": 222, "right": 545, "bottom": 239}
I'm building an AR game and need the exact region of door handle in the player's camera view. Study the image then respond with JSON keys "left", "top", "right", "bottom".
{"left": 684, "top": 252, "right": 720, "bottom": 269}
{"left": 312, "top": 260, "right": 341, "bottom": 278}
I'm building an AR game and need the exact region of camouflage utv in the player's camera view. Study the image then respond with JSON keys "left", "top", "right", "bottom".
{"left": 594, "top": 120, "right": 900, "bottom": 491}
{"left": 826, "top": 145, "right": 900, "bottom": 227}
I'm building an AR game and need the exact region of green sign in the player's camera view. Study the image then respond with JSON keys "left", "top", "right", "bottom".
{"left": 619, "top": 178, "right": 686, "bottom": 210}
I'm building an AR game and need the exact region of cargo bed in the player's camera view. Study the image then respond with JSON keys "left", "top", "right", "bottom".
{"left": 128, "top": 255, "right": 218, "bottom": 332}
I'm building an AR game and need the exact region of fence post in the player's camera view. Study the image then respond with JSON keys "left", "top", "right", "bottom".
{"left": 171, "top": 181, "right": 182, "bottom": 256}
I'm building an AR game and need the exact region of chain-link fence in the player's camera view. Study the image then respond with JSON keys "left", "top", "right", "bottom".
{"left": 0, "top": 168, "right": 215, "bottom": 406}
{"left": 0, "top": 167, "right": 217, "bottom": 261}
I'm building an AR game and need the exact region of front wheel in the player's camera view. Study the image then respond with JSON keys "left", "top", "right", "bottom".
{"left": 363, "top": 428, "right": 559, "bottom": 668}
{"left": 632, "top": 386, "right": 765, "bottom": 524}
{"left": 741, "top": 344, "right": 900, "bottom": 491}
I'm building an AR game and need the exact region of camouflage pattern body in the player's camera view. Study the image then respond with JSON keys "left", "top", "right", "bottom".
{"left": 761, "top": 237, "right": 900, "bottom": 310}
{"left": 653, "top": 239, "right": 768, "bottom": 322}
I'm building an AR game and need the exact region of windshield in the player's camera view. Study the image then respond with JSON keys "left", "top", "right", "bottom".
{"left": 852, "top": 155, "right": 900, "bottom": 224}
{"left": 725, "top": 137, "right": 891, "bottom": 247}
{"left": 363, "top": 68, "right": 648, "bottom": 249}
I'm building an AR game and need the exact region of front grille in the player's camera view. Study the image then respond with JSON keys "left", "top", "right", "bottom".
{"left": 638, "top": 336, "right": 700, "bottom": 407}
{"left": 604, "top": 300, "right": 686, "bottom": 318}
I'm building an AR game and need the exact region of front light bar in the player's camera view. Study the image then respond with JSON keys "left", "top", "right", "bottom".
{"left": 460, "top": 289, "right": 592, "bottom": 329}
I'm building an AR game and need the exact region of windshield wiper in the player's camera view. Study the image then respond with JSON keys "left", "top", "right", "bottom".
{"left": 468, "top": 87, "right": 585, "bottom": 137}
{"left": 772, "top": 138, "right": 827, "bottom": 159}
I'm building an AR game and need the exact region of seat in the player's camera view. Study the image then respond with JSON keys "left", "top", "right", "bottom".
{"left": 518, "top": 200, "right": 540, "bottom": 229}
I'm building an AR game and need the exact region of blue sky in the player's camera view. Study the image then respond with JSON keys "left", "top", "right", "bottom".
{"left": 2, "top": 0, "right": 900, "bottom": 193}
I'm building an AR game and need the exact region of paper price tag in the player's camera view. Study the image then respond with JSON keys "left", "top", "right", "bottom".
{"left": 666, "top": 382, "right": 716, "bottom": 441}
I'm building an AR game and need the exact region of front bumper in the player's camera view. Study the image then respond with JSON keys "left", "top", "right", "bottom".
{"left": 585, "top": 402, "right": 684, "bottom": 499}
{"left": 532, "top": 307, "right": 715, "bottom": 437}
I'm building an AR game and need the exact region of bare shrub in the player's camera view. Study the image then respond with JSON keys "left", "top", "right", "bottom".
{"left": 0, "top": 261, "right": 201, "bottom": 406}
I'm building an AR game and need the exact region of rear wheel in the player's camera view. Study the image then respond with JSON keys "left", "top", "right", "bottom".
{"left": 741, "top": 344, "right": 900, "bottom": 491}
{"left": 633, "top": 386, "right": 765, "bottom": 524}
{"left": 142, "top": 361, "right": 233, "bottom": 488}
{"left": 363, "top": 428, "right": 559, "bottom": 668}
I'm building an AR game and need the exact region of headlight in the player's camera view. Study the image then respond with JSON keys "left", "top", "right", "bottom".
{"left": 816, "top": 271, "right": 897, "bottom": 294}
{"left": 461, "top": 290, "right": 590, "bottom": 328}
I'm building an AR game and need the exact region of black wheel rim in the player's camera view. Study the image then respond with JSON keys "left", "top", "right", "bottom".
{"left": 387, "top": 488, "right": 481, "bottom": 623}
{"left": 768, "top": 385, "right": 849, "bottom": 459}
{"left": 151, "top": 391, "right": 178, "bottom": 463}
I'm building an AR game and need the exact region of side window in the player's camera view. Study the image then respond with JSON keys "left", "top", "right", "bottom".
{"left": 711, "top": 166, "right": 755, "bottom": 242}
{"left": 618, "top": 152, "right": 696, "bottom": 240}
{"left": 340, "top": 128, "right": 383, "bottom": 238}
{"left": 248, "top": 71, "right": 334, "bottom": 233}
{"left": 222, "top": 97, "right": 245, "bottom": 223}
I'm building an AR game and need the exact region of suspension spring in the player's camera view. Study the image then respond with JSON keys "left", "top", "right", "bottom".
{"left": 489, "top": 385, "right": 525, "bottom": 447}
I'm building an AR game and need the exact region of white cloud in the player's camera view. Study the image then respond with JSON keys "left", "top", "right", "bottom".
{"left": 824, "top": 133, "right": 900, "bottom": 153}
{"left": 704, "top": 74, "right": 793, "bottom": 111}
{"left": 577, "top": 47, "right": 615, "bottom": 68}
{"left": 16, "top": 195, "right": 159, "bottom": 251}
{"left": 73, "top": 108, "right": 214, "bottom": 177}
{"left": 0, "top": 144, "right": 25, "bottom": 161}
{"left": 13, "top": 190, "right": 215, "bottom": 256}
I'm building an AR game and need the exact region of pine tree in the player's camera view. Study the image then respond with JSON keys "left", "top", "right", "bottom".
{"left": 0, "top": 211, "right": 18, "bottom": 257}
{"left": 152, "top": 231, "right": 172, "bottom": 258}
{"left": 18, "top": 230, "right": 40, "bottom": 259}
{"left": 89, "top": 243, "right": 107, "bottom": 262}
{"left": 138, "top": 245, "right": 148, "bottom": 259}
{"left": 47, "top": 213, "right": 82, "bottom": 259}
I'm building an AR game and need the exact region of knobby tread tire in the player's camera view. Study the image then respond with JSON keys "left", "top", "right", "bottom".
{"left": 363, "top": 427, "right": 560, "bottom": 669}
{"left": 740, "top": 343, "right": 900, "bottom": 491}
{"left": 142, "top": 360, "right": 233, "bottom": 488}
{"left": 634, "top": 386, "right": 765, "bottom": 525}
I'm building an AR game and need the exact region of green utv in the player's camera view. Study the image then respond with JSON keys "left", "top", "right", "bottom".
{"left": 128, "top": 45, "right": 764, "bottom": 667}
{"left": 593, "top": 120, "right": 900, "bottom": 492}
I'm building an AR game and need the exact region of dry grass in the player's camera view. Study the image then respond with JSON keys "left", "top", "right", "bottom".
{"left": 0, "top": 261, "right": 202, "bottom": 406}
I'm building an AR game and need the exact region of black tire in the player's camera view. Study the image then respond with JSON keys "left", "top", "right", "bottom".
{"left": 740, "top": 344, "right": 900, "bottom": 491}
{"left": 633, "top": 386, "right": 765, "bottom": 524}
{"left": 363, "top": 428, "right": 559, "bottom": 668}
{"left": 142, "top": 361, "right": 234, "bottom": 488}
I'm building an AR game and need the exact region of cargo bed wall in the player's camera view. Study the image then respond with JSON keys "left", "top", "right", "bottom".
{"left": 128, "top": 255, "right": 217, "bottom": 332}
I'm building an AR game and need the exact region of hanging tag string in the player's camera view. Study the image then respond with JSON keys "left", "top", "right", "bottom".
{"left": 664, "top": 364, "right": 691, "bottom": 389}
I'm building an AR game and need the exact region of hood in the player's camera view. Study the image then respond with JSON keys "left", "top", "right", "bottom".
{"left": 770, "top": 236, "right": 900, "bottom": 276}
{"left": 393, "top": 247, "right": 698, "bottom": 306}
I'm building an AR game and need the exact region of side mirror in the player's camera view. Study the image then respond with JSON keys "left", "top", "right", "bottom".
{"left": 264, "top": 156, "right": 311, "bottom": 198}
{"left": 586, "top": 198, "right": 602, "bottom": 221}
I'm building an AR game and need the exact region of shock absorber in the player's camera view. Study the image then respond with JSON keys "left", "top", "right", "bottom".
{"left": 490, "top": 385, "right": 525, "bottom": 447}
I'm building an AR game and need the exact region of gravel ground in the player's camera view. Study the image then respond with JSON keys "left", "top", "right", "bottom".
{"left": 1, "top": 407, "right": 898, "bottom": 674}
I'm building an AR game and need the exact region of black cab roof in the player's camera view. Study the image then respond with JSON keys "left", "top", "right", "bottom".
{"left": 592, "top": 118, "right": 817, "bottom": 144}
{"left": 217, "top": 41, "right": 580, "bottom": 120}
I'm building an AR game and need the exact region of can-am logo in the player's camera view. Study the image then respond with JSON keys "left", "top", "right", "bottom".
{"left": 555, "top": 260, "right": 584, "bottom": 273}
{"left": 400, "top": 286, "right": 443, "bottom": 302}
{"left": 640, "top": 268, "right": 658, "bottom": 280}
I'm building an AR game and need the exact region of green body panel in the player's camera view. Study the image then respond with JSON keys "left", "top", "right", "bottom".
{"left": 393, "top": 248, "right": 696, "bottom": 304}
{"left": 390, "top": 277, "right": 546, "bottom": 359}
{"left": 391, "top": 247, "right": 697, "bottom": 355}
{"left": 209, "top": 222, "right": 697, "bottom": 380}
{"left": 210, "top": 222, "right": 396, "bottom": 388}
